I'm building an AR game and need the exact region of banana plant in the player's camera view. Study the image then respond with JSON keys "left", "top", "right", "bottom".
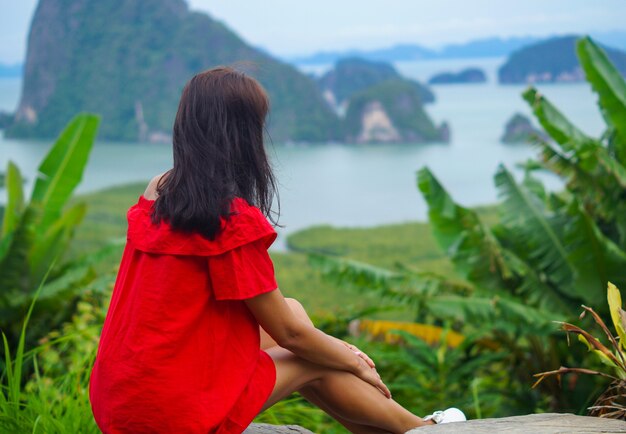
{"left": 0, "top": 114, "right": 105, "bottom": 347}
{"left": 525, "top": 37, "right": 626, "bottom": 246}
{"left": 309, "top": 36, "right": 626, "bottom": 413}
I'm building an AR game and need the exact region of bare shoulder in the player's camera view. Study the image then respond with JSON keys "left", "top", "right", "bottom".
{"left": 143, "top": 171, "right": 170, "bottom": 200}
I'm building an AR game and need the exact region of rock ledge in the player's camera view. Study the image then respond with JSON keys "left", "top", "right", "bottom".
{"left": 418, "top": 413, "right": 626, "bottom": 433}
{"left": 245, "top": 414, "right": 626, "bottom": 433}
{"left": 244, "top": 424, "right": 314, "bottom": 434}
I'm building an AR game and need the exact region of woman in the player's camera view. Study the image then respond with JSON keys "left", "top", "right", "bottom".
{"left": 89, "top": 67, "right": 465, "bottom": 433}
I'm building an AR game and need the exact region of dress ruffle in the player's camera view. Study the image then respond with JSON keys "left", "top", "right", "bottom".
{"left": 127, "top": 196, "right": 277, "bottom": 256}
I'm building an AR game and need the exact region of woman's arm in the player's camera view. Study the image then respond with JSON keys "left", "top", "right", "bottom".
{"left": 245, "top": 288, "right": 391, "bottom": 398}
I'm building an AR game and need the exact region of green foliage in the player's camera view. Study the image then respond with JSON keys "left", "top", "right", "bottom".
{"left": 361, "top": 331, "right": 507, "bottom": 418}
{"left": 1, "top": 269, "right": 113, "bottom": 433}
{"left": 310, "top": 36, "right": 626, "bottom": 415}
{"left": 535, "top": 283, "right": 626, "bottom": 419}
{"left": 416, "top": 36, "right": 626, "bottom": 325}
{"left": 0, "top": 114, "right": 119, "bottom": 350}
{"left": 418, "top": 36, "right": 626, "bottom": 410}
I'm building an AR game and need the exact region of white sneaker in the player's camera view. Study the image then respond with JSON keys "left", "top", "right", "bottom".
{"left": 405, "top": 407, "right": 467, "bottom": 432}
{"left": 423, "top": 407, "right": 466, "bottom": 424}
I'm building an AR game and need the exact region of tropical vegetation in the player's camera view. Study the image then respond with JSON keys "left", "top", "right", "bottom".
{"left": 0, "top": 114, "right": 123, "bottom": 357}
{"left": 312, "top": 35, "right": 626, "bottom": 416}
{"left": 534, "top": 282, "right": 626, "bottom": 420}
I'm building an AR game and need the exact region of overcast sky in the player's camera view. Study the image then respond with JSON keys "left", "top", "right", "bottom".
{"left": 1, "top": 0, "right": 625, "bottom": 64}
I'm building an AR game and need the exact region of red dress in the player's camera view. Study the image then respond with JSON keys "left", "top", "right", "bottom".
{"left": 89, "top": 196, "right": 278, "bottom": 433}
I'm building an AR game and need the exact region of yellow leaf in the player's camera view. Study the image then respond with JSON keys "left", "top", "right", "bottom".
{"left": 357, "top": 319, "right": 465, "bottom": 347}
{"left": 592, "top": 349, "right": 618, "bottom": 369}
{"left": 607, "top": 282, "right": 626, "bottom": 350}
{"left": 577, "top": 333, "right": 594, "bottom": 351}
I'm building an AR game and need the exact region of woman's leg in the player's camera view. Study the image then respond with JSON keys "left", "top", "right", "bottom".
{"left": 259, "top": 298, "right": 429, "bottom": 434}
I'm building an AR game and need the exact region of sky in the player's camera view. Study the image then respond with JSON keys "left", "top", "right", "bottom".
{"left": 1, "top": 0, "right": 626, "bottom": 64}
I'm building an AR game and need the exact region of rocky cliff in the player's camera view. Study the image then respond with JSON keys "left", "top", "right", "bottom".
{"left": 500, "top": 113, "right": 546, "bottom": 144}
{"left": 8, "top": 0, "right": 341, "bottom": 142}
{"left": 344, "top": 79, "right": 448, "bottom": 144}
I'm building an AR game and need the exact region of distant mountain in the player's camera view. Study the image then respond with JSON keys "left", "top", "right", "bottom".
{"left": 0, "top": 63, "right": 22, "bottom": 78}
{"left": 290, "top": 44, "right": 436, "bottom": 65}
{"left": 289, "top": 36, "right": 541, "bottom": 65}
{"left": 436, "top": 36, "right": 539, "bottom": 59}
{"left": 428, "top": 68, "right": 486, "bottom": 85}
{"left": 8, "top": 0, "right": 341, "bottom": 142}
{"left": 498, "top": 35, "right": 626, "bottom": 84}
{"left": 318, "top": 57, "right": 434, "bottom": 106}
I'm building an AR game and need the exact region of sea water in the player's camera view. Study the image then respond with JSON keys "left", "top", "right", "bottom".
{"left": 0, "top": 58, "right": 605, "bottom": 249}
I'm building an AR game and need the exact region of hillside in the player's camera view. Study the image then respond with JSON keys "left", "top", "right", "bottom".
{"left": 428, "top": 68, "right": 486, "bottom": 84}
{"left": 318, "top": 57, "right": 434, "bottom": 106}
{"left": 500, "top": 113, "right": 546, "bottom": 144}
{"left": 289, "top": 36, "right": 541, "bottom": 65}
{"left": 498, "top": 35, "right": 626, "bottom": 83}
{"left": 7, "top": 0, "right": 341, "bottom": 142}
{"left": 344, "top": 79, "right": 448, "bottom": 144}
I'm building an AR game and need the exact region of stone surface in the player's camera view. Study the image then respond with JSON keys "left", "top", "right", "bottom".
{"left": 418, "top": 413, "right": 626, "bottom": 433}
{"left": 244, "top": 424, "right": 314, "bottom": 434}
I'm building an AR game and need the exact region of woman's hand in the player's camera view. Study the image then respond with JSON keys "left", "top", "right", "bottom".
{"left": 337, "top": 339, "right": 375, "bottom": 368}
{"left": 340, "top": 340, "right": 375, "bottom": 369}
{"left": 354, "top": 356, "right": 391, "bottom": 399}
{"left": 333, "top": 339, "right": 389, "bottom": 397}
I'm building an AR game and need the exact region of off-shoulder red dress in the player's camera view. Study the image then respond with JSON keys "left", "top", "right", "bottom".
{"left": 89, "top": 196, "right": 278, "bottom": 433}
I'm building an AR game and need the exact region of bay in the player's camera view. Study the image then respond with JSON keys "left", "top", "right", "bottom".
{"left": 0, "top": 58, "right": 605, "bottom": 249}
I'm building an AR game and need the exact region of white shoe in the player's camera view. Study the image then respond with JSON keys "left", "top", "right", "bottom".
{"left": 405, "top": 407, "right": 467, "bottom": 432}
{"left": 423, "top": 407, "right": 466, "bottom": 424}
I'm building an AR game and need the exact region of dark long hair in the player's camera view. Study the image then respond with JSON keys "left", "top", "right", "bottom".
{"left": 152, "top": 66, "right": 278, "bottom": 239}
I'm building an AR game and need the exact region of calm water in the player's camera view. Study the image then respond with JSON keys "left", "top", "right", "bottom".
{"left": 0, "top": 59, "right": 605, "bottom": 249}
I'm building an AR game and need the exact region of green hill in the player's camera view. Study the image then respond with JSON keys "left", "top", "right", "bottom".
{"left": 319, "top": 57, "right": 434, "bottom": 106}
{"left": 498, "top": 35, "right": 626, "bottom": 84}
{"left": 7, "top": 0, "right": 341, "bottom": 142}
{"left": 344, "top": 79, "right": 447, "bottom": 144}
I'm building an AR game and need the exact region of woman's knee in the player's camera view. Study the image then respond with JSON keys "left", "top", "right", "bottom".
{"left": 262, "top": 347, "right": 330, "bottom": 410}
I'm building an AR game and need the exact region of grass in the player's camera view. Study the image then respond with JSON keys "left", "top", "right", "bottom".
{"left": 68, "top": 181, "right": 499, "bottom": 318}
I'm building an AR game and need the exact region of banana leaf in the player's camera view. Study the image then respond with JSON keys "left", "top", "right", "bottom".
{"left": 0, "top": 207, "right": 39, "bottom": 296}
{"left": 495, "top": 165, "right": 574, "bottom": 290}
{"left": 1, "top": 161, "right": 24, "bottom": 240}
{"left": 417, "top": 167, "right": 513, "bottom": 289}
{"left": 562, "top": 200, "right": 626, "bottom": 307}
{"left": 577, "top": 37, "right": 626, "bottom": 162}
{"left": 309, "top": 253, "right": 449, "bottom": 308}
{"left": 0, "top": 162, "right": 25, "bottom": 265}
{"left": 30, "top": 114, "right": 99, "bottom": 236}
{"left": 522, "top": 87, "right": 595, "bottom": 153}
{"left": 426, "top": 293, "right": 555, "bottom": 333}
{"left": 28, "top": 203, "right": 87, "bottom": 283}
